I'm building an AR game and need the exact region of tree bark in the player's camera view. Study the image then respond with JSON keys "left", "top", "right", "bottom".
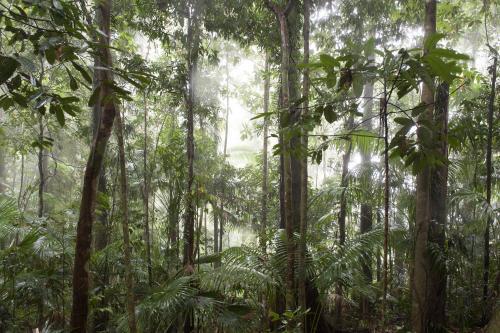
{"left": 219, "top": 51, "right": 230, "bottom": 256}
{"left": 298, "top": 0, "right": 310, "bottom": 325}
{"left": 115, "top": 109, "right": 137, "bottom": 333}
{"left": 266, "top": 0, "right": 296, "bottom": 310}
{"left": 183, "top": 0, "right": 201, "bottom": 272}
{"left": 143, "top": 93, "right": 153, "bottom": 286}
{"left": 261, "top": 52, "right": 270, "bottom": 252}
{"left": 483, "top": 54, "right": 497, "bottom": 321}
{"left": 91, "top": 26, "right": 110, "bottom": 330}
{"left": 37, "top": 113, "right": 45, "bottom": 218}
{"left": 70, "top": 0, "right": 115, "bottom": 331}
{"left": 334, "top": 116, "right": 353, "bottom": 328}
{"left": 213, "top": 202, "right": 219, "bottom": 255}
{"left": 359, "top": 71, "right": 374, "bottom": 322}
{"left": 412, "top": 1, "right": 447, "bottom": 331}
{"left": 0, "top": 109, "right": 5, "bottom": 194}
{"left": 382, "top": 96, "right": 391, "bottom": 328}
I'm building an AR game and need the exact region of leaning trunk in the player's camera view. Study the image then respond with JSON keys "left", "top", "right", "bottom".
{"left": 70, "top": 0, "right": 115, "bottom": 331}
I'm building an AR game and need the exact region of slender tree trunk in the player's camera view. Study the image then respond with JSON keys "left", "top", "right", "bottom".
{"left": 204, "top": 205, "right": 208, "bottom": 256}
{"left": 412, "top": 1, "right": 447, "bottom": 331}
{"left": 219, "top": 53, "right": 230, "bottom": 255}
{"left": 261, "top": 53, "right": 270, "bottom": 252}
{"left": 115, "top": 109, "right": 137, "bottom": 333}
{"left": 37, "top": 113, "right": 45, "bottom": 218}
{"left": 483, "top": 54, "right": 497, "bottom": 321}
{"left": 18, "top": 152, "right": 24, "bottom": 209}
{"left": 261, "top": 51, "right": 271, "bottom": 328}
{"left": 359, "top": 71, "right": 374, "bottom": 323}
{"left": 183, "top": 0, "right": 201, "bottom": 273}
{"left": 213, "top": 202, "right": 219, "bottom": 255}
{"left": 0, "top": 110, "right": 5, "bottom": 195}
{"left": 334, "top": 117, "right": 353, "bottom": 328}
{"left": 428, "top": 82, "right": 449, "bottom": 327}
{"left": 70, "top": 0, "right": 115, "bottom": 331}
{"left": 298, "top": 0, "right": 310, "bottom": 326}
{"left": 143, "top": 93, "right": 153, "bottom": 286}
{"left": 269, "top": 0, "right": 296, "bottom": 310}
{"left": 0, "top": 150, "right": 5, "bottom": 195}
{"left": 382, "top": 96, "right": 391, "bottom": 328}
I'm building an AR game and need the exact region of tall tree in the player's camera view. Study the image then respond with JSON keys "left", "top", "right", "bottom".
{"left": 359, "top": 55, "right": 374, "bottom": 321}
{"left": 70, "top": 0, "right": 116, "bottom": 330}
{"left": 335, "top": 116, "right": 353, "bottom": 327}
{"left": 298, "top": 0, "right": 310, "bottom": 321}
{"left": 115, "top": 109, "right": 137, "bottom": 333}
{"left": 412, "top": 0, "right": 447, "bottom": 330}
{"left": 265, "top": 0, "right": 296, "bottom": 310}
{"left": 143, "top": 93, "right": 153, "bottom": 286}
{"left": 37, "top": 112, "right": 46, "bottom": 218}
{"left": 183, "top": 0, "right": 202, "bottom": 274}
{"left": 261, "top": 52, "right": 270, "bottom": 251}
{"left": 483, "top": 50, "right": 497, "bottom": 320}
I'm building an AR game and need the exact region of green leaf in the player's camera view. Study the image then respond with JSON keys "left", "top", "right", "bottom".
{"left": 62, "top": 103, "right": 77, "bottom": 116}
{"left": 424, "top": 32, "right": 445, "bottom": 51}
{"left": 11, "top": 92, "right": 28, "bottom": 107}
{"left": 326, "top": 71, "right": 337, "bottom": 89}
{"left": 423, "top": 54, "right": 453, "bottom": 82}
{"left": 54, "top": 105, "right": 65, "bottom": 126}
{"left": 319, "top": 54, "right": 339, "bottom": 68}
{"left": 71, "top": 61, "right": 92, "bottom": 84}
{"left": 45, "top": 48, "right": 56, "bottom": 65}
{"left": 431, "top": 48, "right": 470, "bottom": 60}
{"left": 411, "top": 103, "right": 427, "bottom": 117}
{"left": 0, "top": 56, "right": 20, "bottom": 85}
{"left": 323, "top": 105, "right": 338, "bottom": 123}
{"left": 66, "top": 69, "right": 78, "bottom": 91}
{"left": 88, "top": 85, "right": 101, "bottom": 107}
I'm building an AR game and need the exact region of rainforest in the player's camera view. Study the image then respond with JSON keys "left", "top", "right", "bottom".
{"left": 0, "top": 0, "right": 498, "bottom": 332}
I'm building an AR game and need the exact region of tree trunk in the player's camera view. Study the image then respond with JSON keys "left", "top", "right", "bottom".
{"left": 219, "top": 52, "right": 230, "bottom": 256}
{"left": 412, "top": 1, "right": 447, "bottom": 331}
{"left": 261, "top": 52, "right": 270, "bottom": 252}
{"left": 268, "top": 0, "right": 296, "bottom": 310}
{"left": 0, "top": 109, "right": 5, "bottom": 194}
{"left": 359, "top": 70, "right": 374, "bottom": 322}
{"left": 115, "top": 109, "right": 137, "bottom": 333}
{"left": 382, "top": 96, "right": 391, "bottom": 328}
{"left": 213, "top": 202, "right": 219, "bottom": 255}
{"left": 483, "top": 54, "right": 497, "bottom": 322}
{"left": 91, "top": 31, "right": 110, "bottom": 331}
{"left": 143, "top": 93, "right": 153, "bottom": 286}
{"left": 298, "top": 0, "right": 310, "bottom": 325}
{"left": 37, "top": 113, "right": 45, "bottom": 218}
{"left": 183, "top": 0, "right": 201, "bottom": 273}
{"left": 18, "top": 152, "right": 24, "bottom": 209}
{"left": 428, "top": 82, "right": 449, "bottom": 327}
{"left": 334, "top": 116, "right": 353, "bottom": 328}
{"left": 70, "top": 0, "right": 115, "bottom": 331}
